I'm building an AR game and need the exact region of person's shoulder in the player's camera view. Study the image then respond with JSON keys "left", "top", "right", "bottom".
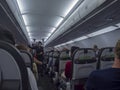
{"left": 90, "top": 68, "right": 113, "bottom": 77}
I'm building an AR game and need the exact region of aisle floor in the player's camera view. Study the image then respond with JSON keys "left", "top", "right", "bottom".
{"left": 38, "top": 74, "right": 57, "bottom": 90}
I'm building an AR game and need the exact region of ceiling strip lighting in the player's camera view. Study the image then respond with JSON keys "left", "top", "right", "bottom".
{"left": 16, "top": 0, "right": 23, "bottom": 12}
{"left": 45, "top": 0, "right": 79, "bottom": 41}
{"left": 16, "top": 0, "right": 33, "bottom": 40}
{"left": 64, "top": 0, "right": 79, "bottom": 17}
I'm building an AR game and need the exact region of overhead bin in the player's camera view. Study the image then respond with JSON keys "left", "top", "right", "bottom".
{"left": 45, "top": 0, "right": 106, "bottom": 46}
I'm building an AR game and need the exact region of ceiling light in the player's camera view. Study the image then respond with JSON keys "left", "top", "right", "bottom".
{"left": 73, "top": 36, "right": 88, "bottom": 42}
{"left": 16, "top": 0, "right": 24, "bottom": 13}
{"left": 44, "top": 37, "right": 49, "bottom": 41}
{"left": 50, "top": 28, "right": 56, "bottom": 33}
{"left": 26, "top": 27, "right": 30, "bottom": 33}
{"left": 66, "top": 40, "right": 74, "bottom": 44}
{"left": 116, "top": 23, "right": 120, "bottom": 27}
{"left": 56, "top": 18, "right": 64, "bottom": 27}
{"left": 64, "top": 0, "right": 79, "bottom": 17}
{"left": 28, "top": 33, "right": 32, "bottom": 36}
{"left": 87, "top": 26, "right": 118, "bottom": 37}
{"left": 22, "top": 15, "right": 28, "bottom": 25}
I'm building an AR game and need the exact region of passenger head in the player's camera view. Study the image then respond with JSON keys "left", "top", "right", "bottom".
{"left": 38, "top": 41, "right": 42, "bottom": 46}
{"left": 16, "top": 44, "right": 28, "bottom": 51}
{"left": 93, "top": 45, "right": 98, "bottom": 51}
{"left": 0, "top": 26, "right": 15, "bottom": 45}
{"left": 115, "top": 40, "right": 120, "bottom": 59}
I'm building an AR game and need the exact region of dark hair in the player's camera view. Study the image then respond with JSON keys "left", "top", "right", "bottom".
{"left": 0, "top": 26, "right": 15, "bottom": 45}
{"left": 38, "top": 41, "right": 42, "bottom": 44}
{"left": 115, "top": 40, "right": 120, "bottom": 59}
{"left": 93, "top": 45, "right": 98, "bottom": 49}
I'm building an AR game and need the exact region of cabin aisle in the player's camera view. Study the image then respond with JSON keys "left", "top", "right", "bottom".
{"left": 38, "top": 74, "right": 57, "bottom": 90}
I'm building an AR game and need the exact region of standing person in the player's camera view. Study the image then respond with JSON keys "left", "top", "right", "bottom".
{"left": 86, "top": 40, "right": 120, "bottom": 90}
{"left": 93, "top": 45, "right": 99, "bottom": 57}
{"left": 35, "top": 41, "right": 44, "bottom": 76}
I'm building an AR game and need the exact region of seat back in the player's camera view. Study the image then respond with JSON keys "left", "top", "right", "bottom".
{"left": 0, "top": 41, "right": 29, "bottom": 90}
{"left": 0, "top": 46, "right": 21, "bottom": 90}
{"left": 59, "top": 50, "right": 71, "bottom": 74}
{"left": 21, "top": 50, "right": 33, "bottom": 69}
{"left": 27, "top": 68, "right": 38, "bottom": 90}
{"left": 99, "top": 47, "right": 114, "bottom": 69}
{"left": 72, "top": 48, "right": 97, "bottom": 80}
{"left": 53, "top": 51, "right": 60, "bottom": 65}
{"left": 48, "top": 51, "right": 54, "bottom": 68}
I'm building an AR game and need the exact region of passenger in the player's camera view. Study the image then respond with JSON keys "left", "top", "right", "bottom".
{"left": 86, "top": 40, "right": 120, "bottom": 90}
{"left": 16, "top": 44, "right": 42, "bottom": 80}
{"left": 61, "top": 46, "right": 84, "bottom": 90}
{"left": 93, "top": 44, "right": 99, "bottom": 57}
{"left": 35, "top": 41, "right": 44, "bottom": 76}
{"left": 0, "top": 26, "right": 30, "bottom": 90}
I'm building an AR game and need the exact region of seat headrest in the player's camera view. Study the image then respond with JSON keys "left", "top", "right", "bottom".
{"left": 73, "top": 48, "right": 96, "bottom": 64}
{"left": 20, "top": 50, "right": 33, "bottom": 69}
{"left": 100, "top": 47, "right": 115, "bottom": 61}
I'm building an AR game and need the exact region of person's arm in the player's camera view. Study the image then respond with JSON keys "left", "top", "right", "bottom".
{"left": 61, "top": 71, "right": 66, "bottom": 79}
{"left": 33, "top": 57, "right": 42, "bottom": 65}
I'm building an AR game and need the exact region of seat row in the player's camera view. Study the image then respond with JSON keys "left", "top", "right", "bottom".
{"left": 0, "top": 41, "right": 39, "bottom": 90}
{"left": 45, "top": 47, "right": 114, "bottom": 90}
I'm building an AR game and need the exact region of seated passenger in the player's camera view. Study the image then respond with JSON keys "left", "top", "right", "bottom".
{"left": 61, "top": 47, "right": 84, "bottom": 90}
{"left": 16, "top": 44, "right": 42, "bottom": 80}
{"left": 86, "top": 40, "right": 120, "bottom": 90}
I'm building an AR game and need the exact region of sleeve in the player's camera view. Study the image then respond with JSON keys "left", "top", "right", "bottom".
{"left": 85, "top": 71, "right": 96, "bottom": 90}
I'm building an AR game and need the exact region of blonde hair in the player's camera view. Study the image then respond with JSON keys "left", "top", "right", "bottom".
{"left": 115, "top": 40, "right": 120, "bottom": 59}
{"left": 16, "top": 44, "right": 28, "bottom": 51}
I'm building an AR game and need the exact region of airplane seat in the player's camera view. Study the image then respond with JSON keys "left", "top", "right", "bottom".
{"left": 71, "top": 48, "right": 97, "bottom": 90}
{"left": 59, "top": 51, "right": 71, "bottom": 75}
{"left": 52, "top": 51, "right": 60, "bottom": 83}
{"left": 58, "top": 51, "right": 71, "bottom": 90}
{"left": 0, "top": 42, "right": 22, "bottom": 90}
{"left": 20, "top": 51, "right": 40, "bottom": 90}
{"left": 27, "top": 68, "right": 39, "bottom": 90}
{"left": 0, "top": 41, "right": 29, "bottom": 90}
{"left": 72, "top": 48, "right": 97, "bottom": 80}
{"left": 48, "top": 51, "right": 54, "bottom": 76}
{"left": 44, "top": 52, "right": 49, "bottom": 64}
{"left": 0, "top": 67, "right": 2, "bottom": 87}
{"left": 98, "top": 47, "right": 114, "bottom": 70}
{"left": 20, "top": 50, "right": 33, "bottom": 70}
